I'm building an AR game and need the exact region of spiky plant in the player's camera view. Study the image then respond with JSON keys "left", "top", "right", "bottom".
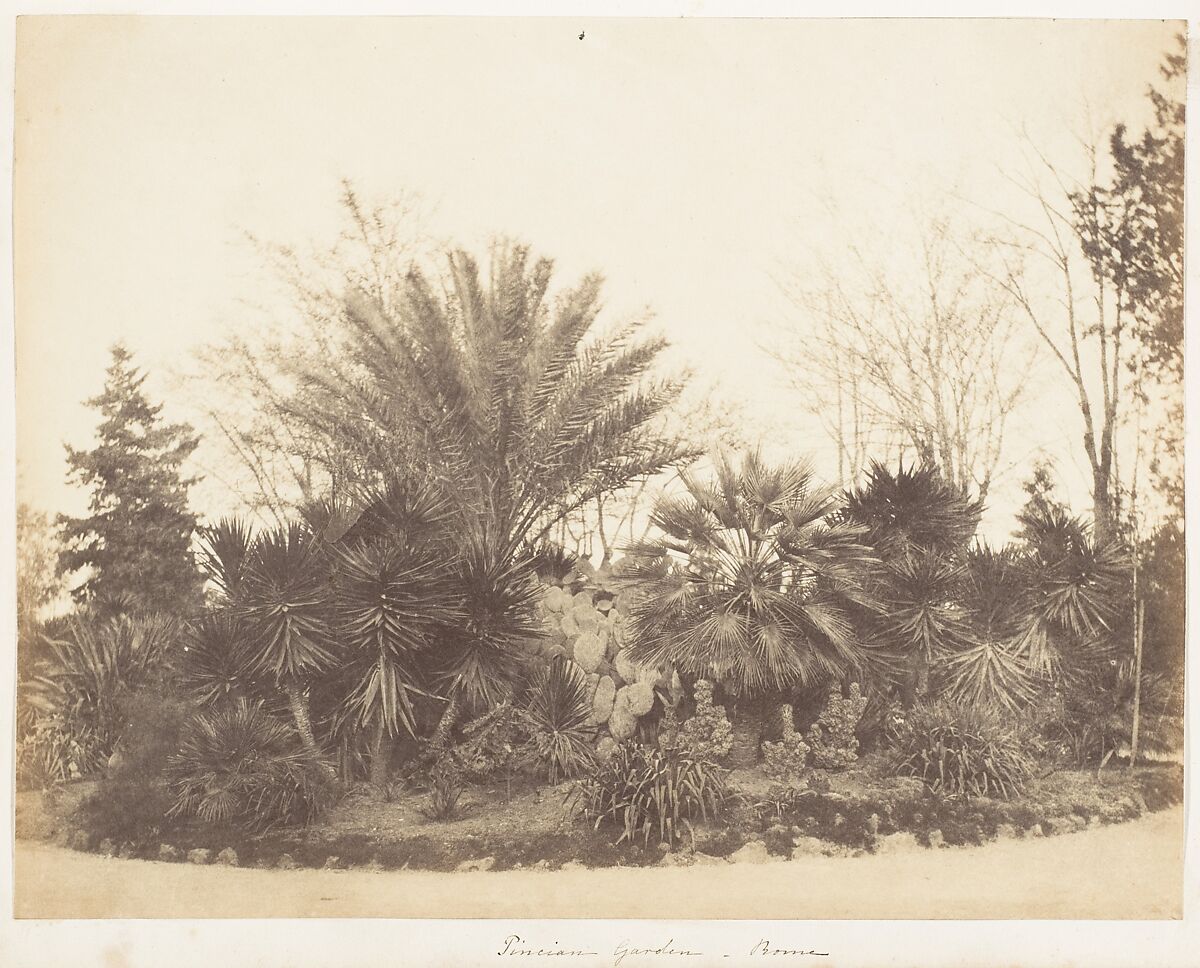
{"left": 166, "top": 699, "right": 337, "bottom": 831}
{"left": 890, "top": 699, "right": 1035, "bottom": 800}
{"left": 937, "top": 545, "right": 1038, "bottom": 713}
{"left": 238, "top": 523, "right": 336, "bottom": 761}
{"left": 841, "top": 462, "right": 983, "bottom": 703}
{"left": 573, "top": 743, "right": 728, "bottom": 846}
{"left": 432, "top": 530, "right": 545, "bottom": 745}
{"left": 524, "top": 655, "right": 597, "bottom": 783}
{"left": 617, "top": 452, "right": 876, "bottom": 766}
{"left": 332, "top": 536, "right": 463, "bottom": 790}
{"left": 181, "top": 610, "right": 258, "bottom": 707}
{"left": 197, "top": 517, "right": 255, "bottom": 603}
{"left": 1013, "top": 507, "right": 1129, "bottom": 682}
{"left": 31, "top": 613, "right": 177, "bottom": 762}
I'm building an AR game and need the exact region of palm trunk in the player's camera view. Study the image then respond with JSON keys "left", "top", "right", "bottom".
{"left": 286, "top": 681, "right": 335, "bottom": 780}
{"left": 371, "top": 720, "right": 396, "bottom": 799}
{"left": 430, "top": 694, "right": 461, "bottom": 752}
{"left": 728, "top": 698, "right": 765, "bottom": 769}
{"left": 286, "top": 682, "right": 320, "bottom": 755}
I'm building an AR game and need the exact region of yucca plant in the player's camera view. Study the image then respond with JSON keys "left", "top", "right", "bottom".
{"left": 180, "top": 610, "right": 258, "bottom": 707}
{"left": 197, "top": 517, "right": 255, "bottom": 603}
{"left": 573, "top": 743, "right": 727, "bottom": 846}
{"left": 332, "top": 536, "right": 463, "bottom": 791}
{"left": 524, "top": 655, "right": 597, "bottom": 783}
{"left": 1013, "top": 507, "right": 1130, "bottom": 683}
{"left": 937, "top": 545, "right": 1038, "bottom": 713}
{"left": 841, "top": 462, "right": 984, "bottom": 703}
{"left": 617, "top": 451, "right": 876, "bottom": 766}
{"left": 431, "top": 529, "right": 545, "bottom": 746}
{"left": 166, "top": 699, "right": 337, "bottom": 831}
{"left": 238, "top": 523, "right": 337, "bottom": 761}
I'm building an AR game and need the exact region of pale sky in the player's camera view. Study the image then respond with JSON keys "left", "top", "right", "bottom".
{"left": 14, "top": 17, "right": 1182, "bottom": 541}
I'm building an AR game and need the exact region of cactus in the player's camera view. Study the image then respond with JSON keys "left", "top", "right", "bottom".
{"left": 623, "top": 681, "right": 655, "bottom": 717}
{"left": 614, "top": 650, "right": 638, "bottom": 685}
{"left": 807, "top": 683, "right": 867, "bottom": 771}
{"left": 573, "top": 631, "right": 605, "bottom": 673}
{"left": 674, "top": 680, "right": 733, "bottom": 762}
{"left": 591, "top": 676, "right": 617, "bottom": 724}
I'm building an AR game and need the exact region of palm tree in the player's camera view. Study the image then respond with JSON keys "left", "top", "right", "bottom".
{"left": 840, "top": 462, "right": 984, "bottom": 704}
{"left": 284, "top": 243, "right": 698, "bottom": 734}
{"left": 616, "top": 452, "right": 876, "bottom": 767}
{"left": 285, "top": 242, "right": 697, "bottom": 556}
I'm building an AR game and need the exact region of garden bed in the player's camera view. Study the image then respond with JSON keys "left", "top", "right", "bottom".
{"left": 19, "top": 759, "right": 1183, "bottom": 873}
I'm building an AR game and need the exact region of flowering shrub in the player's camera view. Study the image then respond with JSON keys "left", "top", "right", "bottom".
{"left": 807, "top": 683, "right": 867, "bottom": 770}
{"left": 672, "top": 680, "right": 733, "bottom": 762}
{"left": 761, "top": 704, "right": 810, "bottom": 783}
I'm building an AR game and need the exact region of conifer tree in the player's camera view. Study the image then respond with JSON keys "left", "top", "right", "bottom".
{"left": 58, "top": 344, "right": 204, "bottom": 614}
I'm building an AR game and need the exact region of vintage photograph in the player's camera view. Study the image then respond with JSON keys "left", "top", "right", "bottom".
{"left": 9, "top": 15, "right": 1188, "bottom": 929}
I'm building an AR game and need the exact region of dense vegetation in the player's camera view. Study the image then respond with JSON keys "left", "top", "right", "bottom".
{"left": 15, "top": 41, "right": 1185, "bottom": 862}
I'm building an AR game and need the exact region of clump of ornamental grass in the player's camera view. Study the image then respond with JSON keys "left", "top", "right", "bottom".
{"left": 890, "top": 699, "right": 1035, "bottom": 800}
{"left": 573, "top": 742, "right": 727, "bottom": 846}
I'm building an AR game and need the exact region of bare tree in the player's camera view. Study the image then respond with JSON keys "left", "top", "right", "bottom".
{"left": 774, "top": 215, "right": 1033, "bottom": 499}
{"left": 974, "top": 137, "right": 1134, "bottom": 543}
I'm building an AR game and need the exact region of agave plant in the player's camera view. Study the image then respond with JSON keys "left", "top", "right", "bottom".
{"left": 523, "top": 655, "right": 597, "bottom": 783}
{"left": 25, "top": 613, "right": 177, "bottom": 773}
{"left": 617, "top": 452, "right": 876, "bottom": 767}
{"left": 331, "top": 536, "right": 463, "bottom": 790}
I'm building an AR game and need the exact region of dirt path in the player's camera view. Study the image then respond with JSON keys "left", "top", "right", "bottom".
{"left": 14, "top": 806, "right": 1184, "bottom": 920}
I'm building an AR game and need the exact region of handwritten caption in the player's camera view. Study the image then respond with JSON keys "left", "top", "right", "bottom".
{"left": 497, "top": 935, "right": 829, "bottom": 965}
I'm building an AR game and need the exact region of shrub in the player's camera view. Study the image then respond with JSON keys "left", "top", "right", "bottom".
{"left": 890, "top": 700, "right": 1034, "bottom": 800}
{"left": 72, "top": 688, "right": 197, "bottom": 846}
{"left": 451, "top": 702, "right": 532, "bottom": 781}
{"left": 22, "top": 613, "right": 177, "bottom": 780}
{"left": 524, "top": 656, "right": 598, "bottom": 783}
{"left": 423, "top": 761, "right": 465, "bottom": 821}
{"left": 761, "top": 704, "right": 810, "bottom": 783}
{"left": 671, "top": 680, "right": 733, "bottom": 762}
{"left": 807, "top": 683, "right": 867, "bottom": 770}
{"left": 166, "top": 699, "right": 338, "bottom": 832}
{"left": 573, "top": 743, "right": 727, "bottom": 846}
{"left": 16, "top": 715, "right": 105, "bottom": 788}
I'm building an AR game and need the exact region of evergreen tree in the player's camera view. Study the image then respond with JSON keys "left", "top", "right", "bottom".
{"left": 58, "top": 344, "right": 204, "bottom": 614}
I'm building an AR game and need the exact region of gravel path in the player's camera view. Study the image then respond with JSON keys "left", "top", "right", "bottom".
{"left": 14, "top": 805, "right": 1183, "bottom": 920}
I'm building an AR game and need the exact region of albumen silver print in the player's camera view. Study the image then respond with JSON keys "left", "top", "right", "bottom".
{"left": 5, "top": 11, "right": 1194, "bottom": 968}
